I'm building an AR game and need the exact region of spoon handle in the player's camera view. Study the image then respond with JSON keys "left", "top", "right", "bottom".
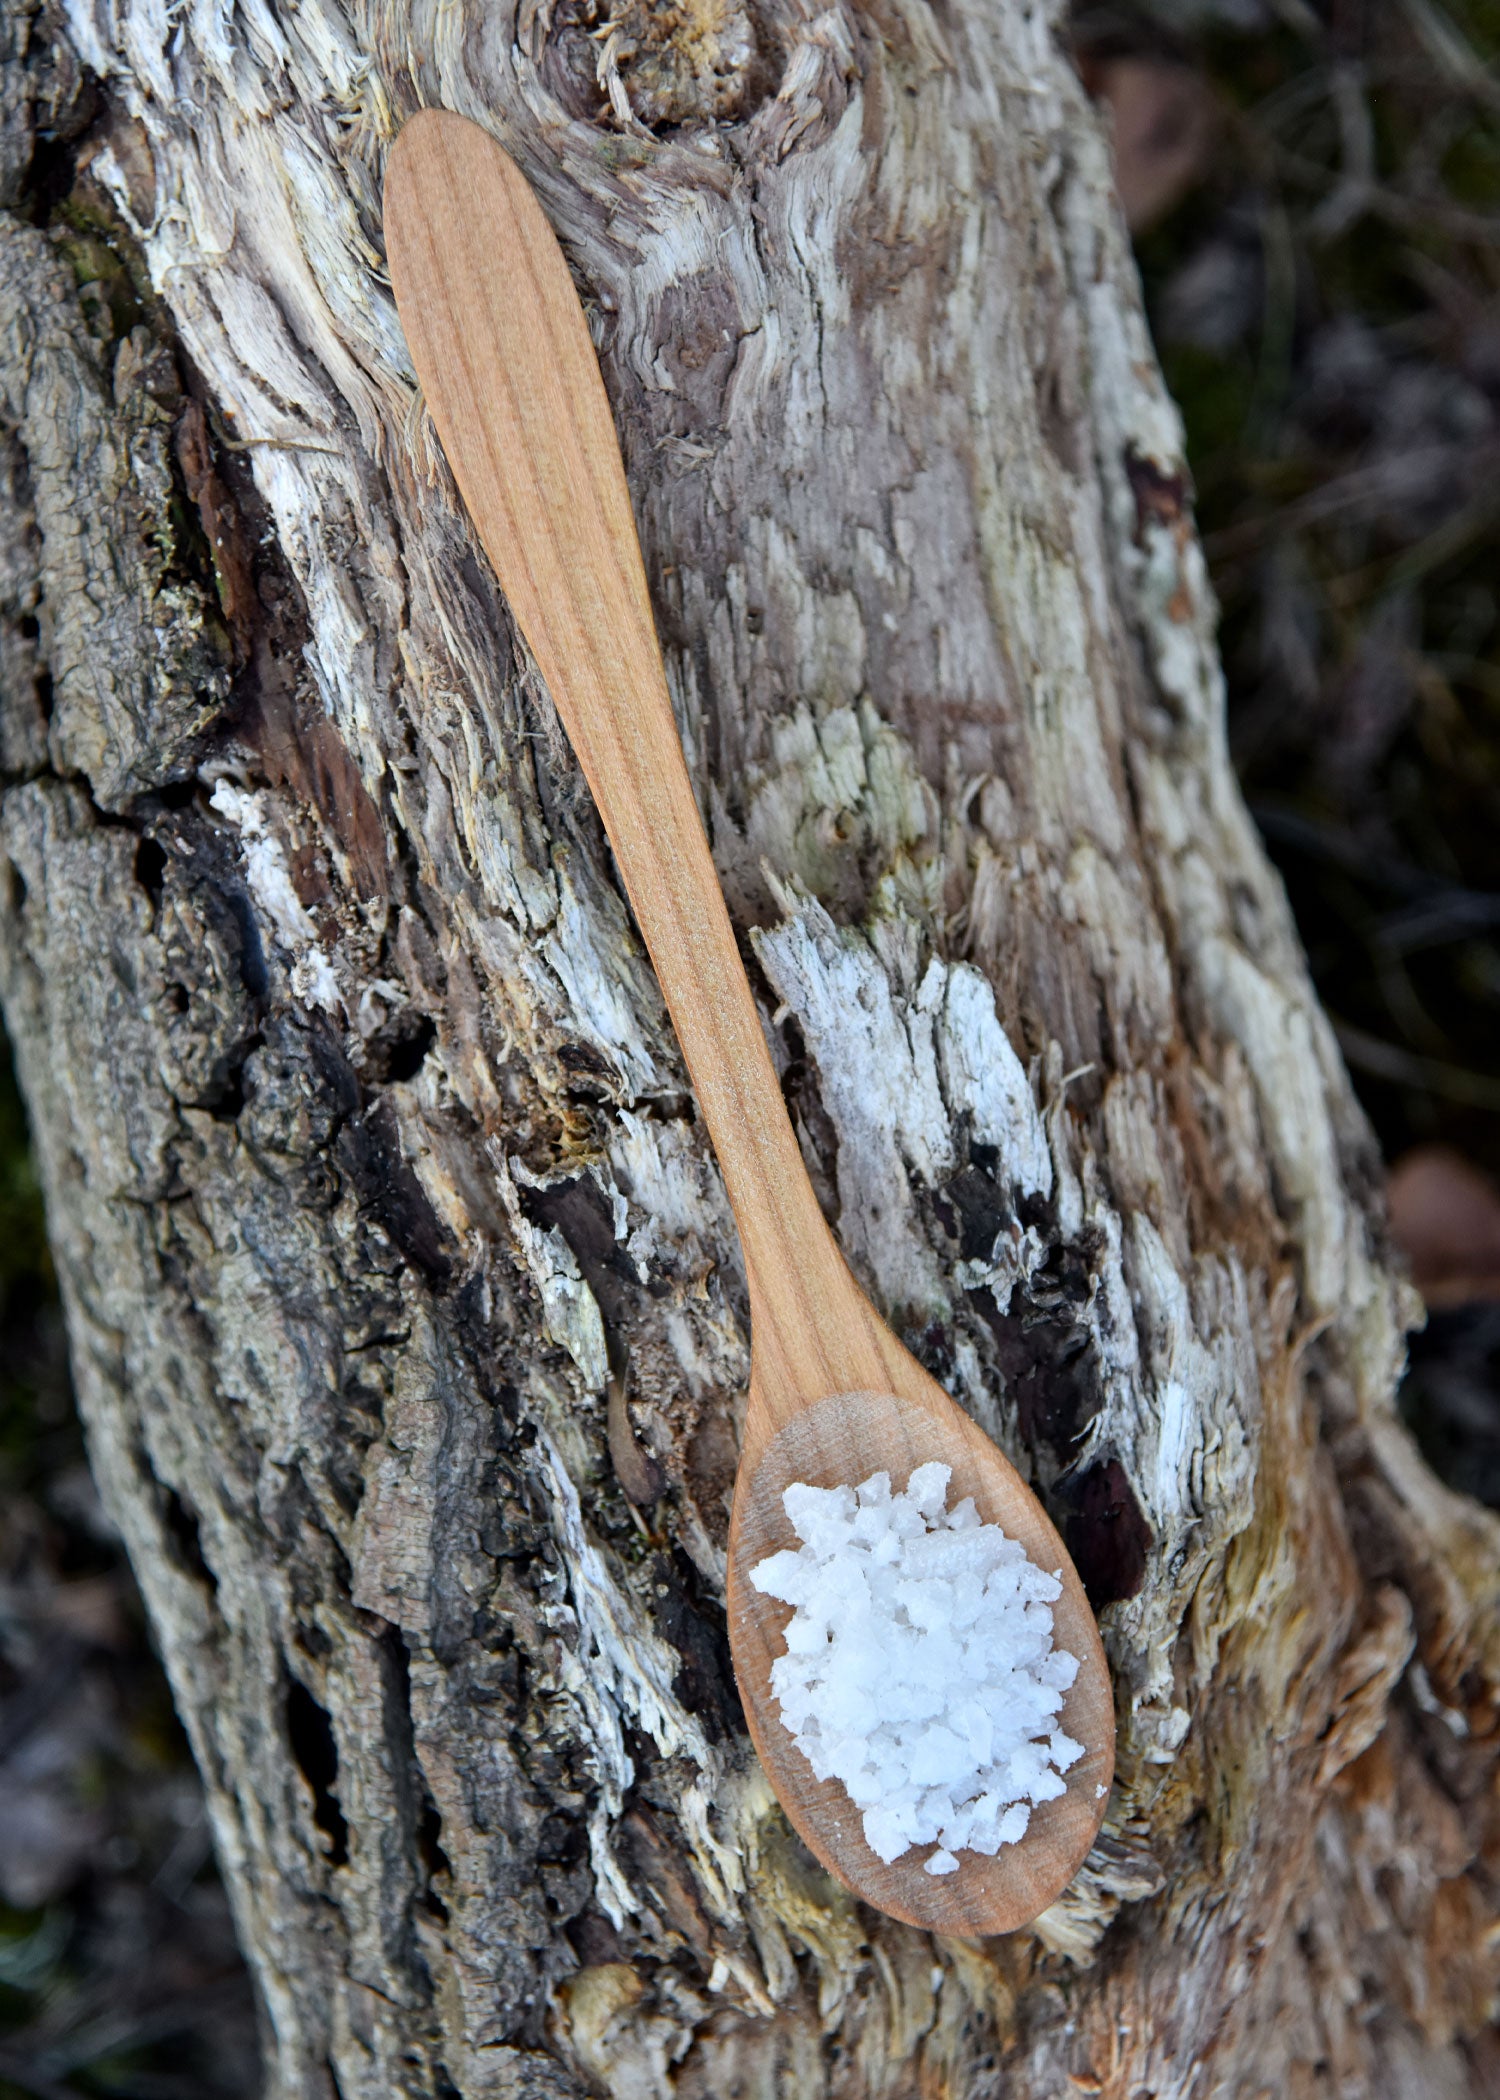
{"left": 384, "top": 112, "right": 853, "bottom": 1374}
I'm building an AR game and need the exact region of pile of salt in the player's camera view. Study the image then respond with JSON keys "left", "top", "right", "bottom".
{"left": 750, "top": 1461, "right": 1083, "bottom": 1875}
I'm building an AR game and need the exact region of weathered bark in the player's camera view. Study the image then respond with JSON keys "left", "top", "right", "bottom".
{"left": 1, "top": 0, "right": 1498, "bottom": 2093}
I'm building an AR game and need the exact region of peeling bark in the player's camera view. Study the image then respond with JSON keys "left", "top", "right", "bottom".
{"left": 1, "top": 0, "right": 1498, "bottom": 2094}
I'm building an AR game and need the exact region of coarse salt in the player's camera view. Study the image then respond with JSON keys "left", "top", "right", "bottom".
{"left": 750, "top": 1461, "right": 1083, "bottom": 1873}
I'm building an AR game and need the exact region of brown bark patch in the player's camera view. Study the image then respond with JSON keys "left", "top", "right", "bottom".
{"left": 174, "top": 398, "right": 256, "bottom": 658}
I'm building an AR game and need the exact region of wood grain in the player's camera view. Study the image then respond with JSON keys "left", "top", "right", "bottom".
{"left": 383, "top": 108, "right": 1114, "bottom": 1931}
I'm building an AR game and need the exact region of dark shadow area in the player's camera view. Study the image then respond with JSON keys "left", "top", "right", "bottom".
{"left": 0, "top": 1037, "right": 260, "bottom": 2099}
{"left": 1078, "top": 0, "right": 1500, "bottom": 1508}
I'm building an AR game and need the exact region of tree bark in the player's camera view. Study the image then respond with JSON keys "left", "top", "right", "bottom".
{"left": 2, "top": 0, "right": 1498, "bottom": 2094}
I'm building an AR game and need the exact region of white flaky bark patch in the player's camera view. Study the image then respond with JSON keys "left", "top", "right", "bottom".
{"left": 209, "top": 780, "right": 341, "bottom": 1012}
{"left": 751, "top": 889, "right": 1261, "bottom": 1755}
{"left": 755, "top": 888, "right": 1051, "bottom": 1320}
{"left": 532, "top": 1427, "right": 724, "bottom": 1925}
{"left": 495, "top": 1154, "right": 610, "bottom": 1395}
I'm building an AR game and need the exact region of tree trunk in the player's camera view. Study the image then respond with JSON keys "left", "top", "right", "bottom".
{"left": 2, "top": 0, "right": 1498, "bottom": 2093}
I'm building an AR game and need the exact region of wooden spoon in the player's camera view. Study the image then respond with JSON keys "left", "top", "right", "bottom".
{"left": 384, "top": 109, "right": 1114, "bottom": 1934}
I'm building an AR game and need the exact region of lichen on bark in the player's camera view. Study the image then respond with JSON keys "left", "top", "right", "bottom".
{"left": 1, "top": 0, "right": 1498, "bottom": 2094}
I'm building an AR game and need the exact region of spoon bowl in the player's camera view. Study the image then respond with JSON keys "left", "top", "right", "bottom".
{"left": 730, "top": 1381, "right": 1113, "bottom": 1934}
{"left": 383, "top": 107, "right": 1115, "bottom": 1933}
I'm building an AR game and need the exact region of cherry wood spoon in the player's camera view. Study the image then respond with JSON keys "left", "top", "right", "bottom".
{"left": 384, "top": 109, "right": 1114, "bottom": 1934}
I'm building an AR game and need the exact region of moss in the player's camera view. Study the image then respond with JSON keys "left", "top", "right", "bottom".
{"left": 49, "top": 181, "right": 155, "bottom": 343}
{"left": 53, "top": 174, "right": 155, "bottom": 294}
{"left": 51, "top": 221, "right": 143, "bottom": 339}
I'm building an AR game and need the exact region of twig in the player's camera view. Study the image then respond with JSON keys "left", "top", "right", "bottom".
{"left": 1333, "top": 1020, "right": 1500, "bottom": 1110}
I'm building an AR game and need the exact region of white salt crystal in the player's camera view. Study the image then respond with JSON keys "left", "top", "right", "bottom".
{"left": 750, "top": 1462, "right": 1083, "bottom": 1873}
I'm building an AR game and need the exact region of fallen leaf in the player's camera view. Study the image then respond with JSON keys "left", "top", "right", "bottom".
{"left": 1387, "top": 1145, "right": 1500, "bottom": 1309}
{"left": 1084, "top": 57, "right": 1216, "bottom": 234}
